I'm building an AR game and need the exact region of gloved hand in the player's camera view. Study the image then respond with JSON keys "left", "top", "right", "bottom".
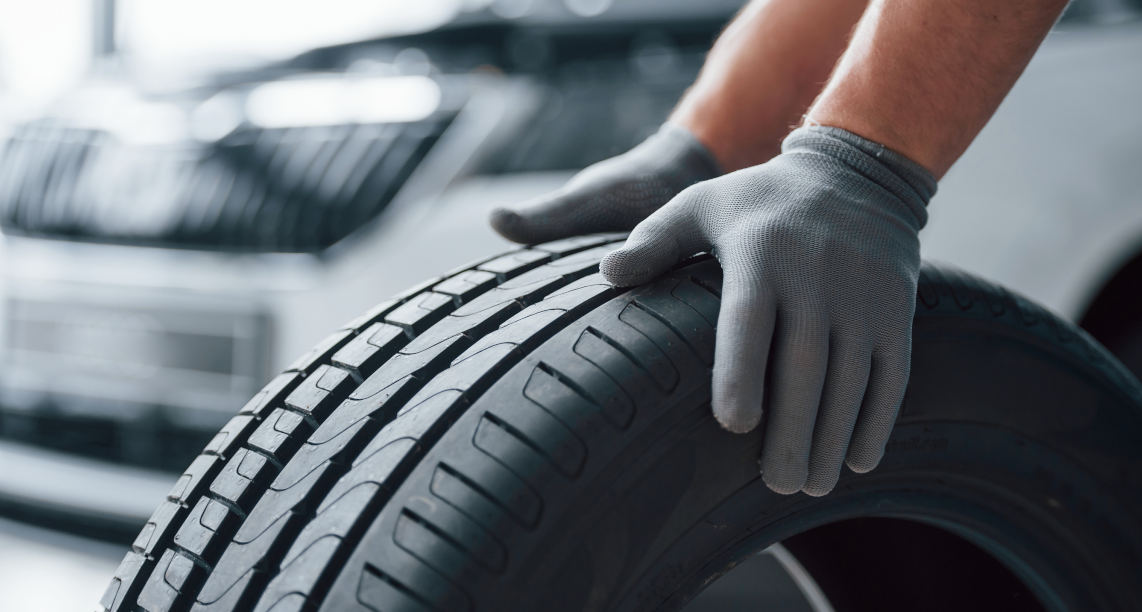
{"left": 600, "top": 126, "right": 936, "bottom": 496}
{"left": 489, "top": 124, "right": 721, "bottom": 244}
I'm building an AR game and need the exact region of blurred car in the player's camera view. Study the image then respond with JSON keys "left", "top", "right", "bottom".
{"left": 0, "top": 0, "right": 1139, "bottom": 538}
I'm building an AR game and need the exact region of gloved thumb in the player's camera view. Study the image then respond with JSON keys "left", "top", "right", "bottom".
{"left": 600, "top": 209, "right": 702, "bottom": 287}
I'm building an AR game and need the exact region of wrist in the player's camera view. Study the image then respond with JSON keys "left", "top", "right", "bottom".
{"left": 781, "top": 125, "right": 935, "bottom": 228}
{"left": 804, "top": 100, "right": 951, "bottom": 179}
{"left": 670, "top": 83, "right": 806, "bottom": 173}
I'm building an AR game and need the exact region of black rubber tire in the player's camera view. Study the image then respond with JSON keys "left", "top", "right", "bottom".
{"left": 101, "top": 234, "right": 1142, "bottom": 612}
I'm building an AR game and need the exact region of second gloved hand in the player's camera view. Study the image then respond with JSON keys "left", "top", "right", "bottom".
{"left": 489, "top": 124, "right": 721, "bottom": 244}
{"left": 600, "top": 126, "right": 936, "bottom": 496}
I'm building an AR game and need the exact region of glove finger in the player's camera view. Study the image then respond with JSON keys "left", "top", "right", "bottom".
{"left": 801, "top": 336, "right": 872, "bottom": 497}
{"left": 760, "top": 311, "right": 830, "bottom": 494}
{"left": 489, "top": 189, "right": 619, "bottom": 245}
{"left": 846, "top": 340, "right": 912, "bottom": 473}
{"left": 599, "top": 206, "right": 702, "bottom": 287}
{"left": 710, "top": 271, "right": 776, "bottom": 434}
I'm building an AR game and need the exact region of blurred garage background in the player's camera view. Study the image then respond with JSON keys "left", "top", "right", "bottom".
{"left": 0, "top": 0, "right": 1140, "bottom": 610}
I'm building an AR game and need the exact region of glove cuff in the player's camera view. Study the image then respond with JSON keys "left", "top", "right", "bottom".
{"left": 657, "top": 122, "right": 724, "bottom": 180}
{"left": 782, "top": 126, "right": 936, "bottom": 227}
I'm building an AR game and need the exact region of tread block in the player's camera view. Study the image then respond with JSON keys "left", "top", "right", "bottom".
{"left": 476, "top": 250, "right": 550, "bottom": 278}
{"left": 340, "top": 298, "right": 399, "bottom": 331}
{"left": 169, "top": 455, "right": 222, "bottom": 505}
{"left": 447, "top": 279, "right": 614, "bottom": 370}
{"left": 288, "top": 482, "right": 382, "bottom": 569}
{"left": 247, "top": 408, "right": 312, "bottom": 460}
{"left": 384, "top": 292, "right": 455, "bottom": 333}
{"left": 174, "top": 497, "right": 238, "bottom": 559}
{"left": 196, "top": 511, "right": 292, "bottom": 606}
{"left": 102, "top": 552, "right": 147, "bottom": 611}
{"left": 284, "top": 364, "right": 354, "bottom": 420}
{"left": 204, "top": 415, "right": 257, "bottom": 459}
{"left": 135, "top": 500, "right": 182, "bottom": 555}
{"left": 210, "top": 448, "right": 277, "bottom": 512}
{"left": 165, "top": 551, "right": 204, "bottom": 594}
{"left": 331, "top": 437, "right": 419, "bottom": 506}
{"left": 345, "top": 332, "right": 470, "bottom": 405}
{"left": 192, "top": 567, "right": 258, "bottom": 611}
{"left": 454, "top": 311, "right": 561, "bottom": 364}
{"left": 240, "top": 373, "right": 302, "bottom": 418}
{"left": 253, "top": 536, "right": 341, "bottom": 612}
{"left": 266, "top": 420, "right": 365, "bottom": 498}
{"left": 448, "top": 279, "right": 559, "bottom": 320}
{"left": 136, "top": 550, "right": 187, "bottom": 611}
{"left": 236, "top": 460, "right": 336, "bottom": 545}
{"left": 331, "top": 322, "right": 406, "bottom": 380}
{"left": 531, "top": 233, "right": 623, "bottom": 256}
{"left": 543, "top": 243, "right": 619, "bottom": 271}
{"left": 260, "top": 593, "right": 310, "bottom": 612}
{"left": 501, "top": 281, "right": 615, "bottom": 326}
{"left": 432, "top": 270, "right": 497, "bottom": 303}
{"left": 397, "top": 348, "right": 513, "bottom": 425}
{"left": 400, "top": 292, "right": 527, "bottom": 357}
{"left": 393, "top": 275, "right": 447, "bottom": 301}
{"left": 545, "top": 272, "right": 613, "bottom": 300}
{"left": 287, "top": 330, "right": 354, "bottom": 375}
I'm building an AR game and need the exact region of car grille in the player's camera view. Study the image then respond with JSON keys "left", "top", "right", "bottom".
{"left": 0, "top": 294, "right": 271, "bottom": 472}
{"left": 0, "top": 405, "right": 213, "bottom": 473}
{"left": 0, "top": 113, "right": 452, "bottom": 253}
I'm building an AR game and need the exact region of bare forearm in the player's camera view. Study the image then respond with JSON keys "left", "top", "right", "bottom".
{"left": 807, "top": 0, "right": 1067, "bottom": 178}
{"left": 671, "top": 0, "right": 869, "bottom": 171}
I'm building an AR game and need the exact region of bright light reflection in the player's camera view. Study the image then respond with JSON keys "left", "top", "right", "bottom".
{"left": 245, "top": 76, "right": 442, "bottom": 128}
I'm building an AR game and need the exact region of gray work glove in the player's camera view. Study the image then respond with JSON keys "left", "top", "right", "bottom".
{"left": 489, "top": 124, "right": 721, "bottom": 243}
{"left": 600, "top": 126, "right": 936, "bottom": 496}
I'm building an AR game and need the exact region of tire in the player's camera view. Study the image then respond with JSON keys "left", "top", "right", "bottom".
{"left": 100, "top": 234, "right": 1142, "bottom": 612}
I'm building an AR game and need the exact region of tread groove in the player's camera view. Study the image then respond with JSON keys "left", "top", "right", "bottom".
{"left": 205, "top": 493, "right": 248, "bottom": 522}
{"left": 629, "top": 298, "right": 706, "bottom": 363}
{"left": 432, "top": 462, "right": 538, "bottom": 529}
{"left": 688, "top": 274, "right": 721, "bottom": 298}
{"left": 478, "top": 412, "right": 576, "bottom": 478}
{"left": 579, "top": 326, "right": 656, "bottom": 388}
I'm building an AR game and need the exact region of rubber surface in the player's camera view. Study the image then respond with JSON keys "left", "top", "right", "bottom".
{"left": 101, "top": 235, "right": 1142, "bottom": 611}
